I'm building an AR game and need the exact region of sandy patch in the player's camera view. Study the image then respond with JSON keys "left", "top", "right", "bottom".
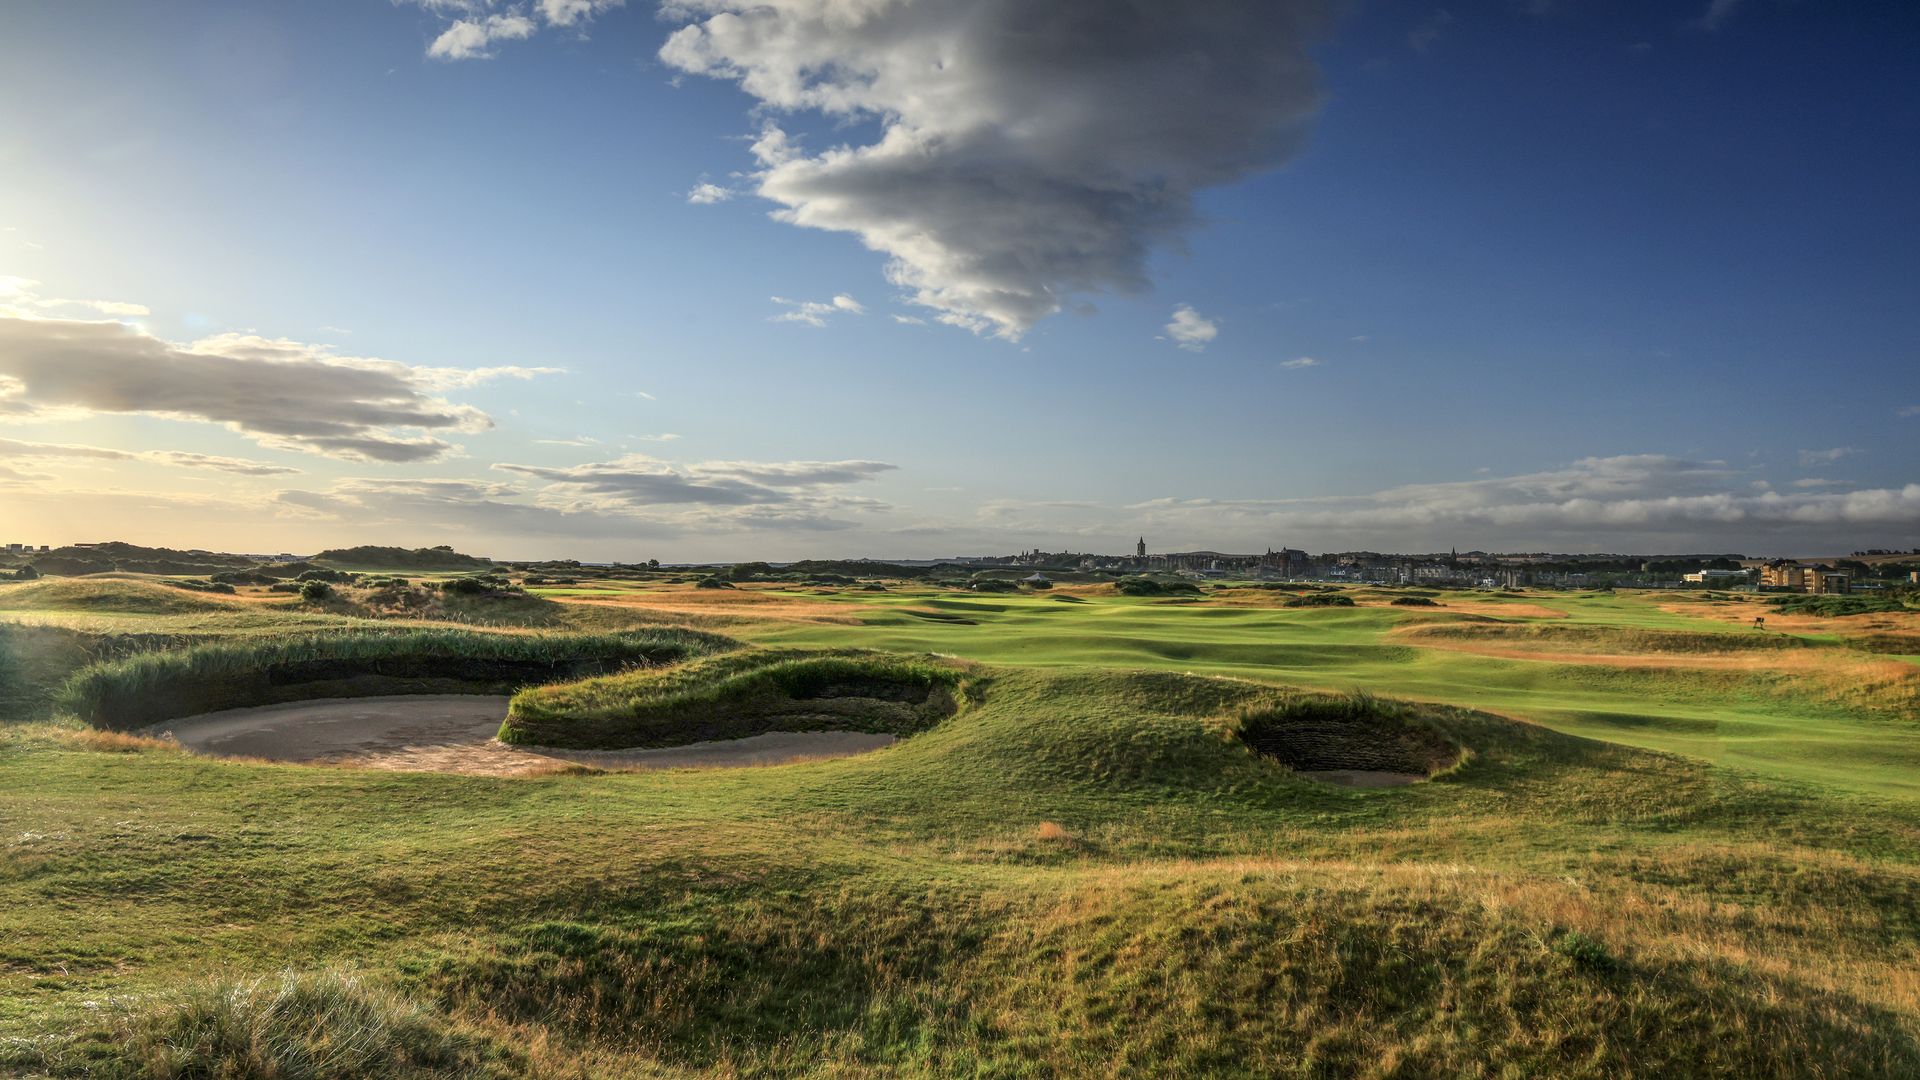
{"left": 154, "top": 694, "right": 895, "bottom": 776}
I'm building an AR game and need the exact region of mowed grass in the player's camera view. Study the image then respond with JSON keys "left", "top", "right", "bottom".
{"left": 5, "top": 575, "right": 1920, "bottom": 1075}
{"left": 712, "top": 584, "right": 1920, "bottom": 797}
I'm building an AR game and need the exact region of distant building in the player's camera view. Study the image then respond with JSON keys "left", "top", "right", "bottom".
{"left": 1136, "top": 537, "right": 1146, "bottom": 559}
{"left": 1683, "top": 568, "right": 1751, "bottom": 585}
{"left": 1758, "top": 560, "right": 1850, "bottom": 594}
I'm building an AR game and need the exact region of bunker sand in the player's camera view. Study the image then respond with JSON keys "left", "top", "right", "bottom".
{"left": 156, "top": 694, "right": 896, "bottom": 776}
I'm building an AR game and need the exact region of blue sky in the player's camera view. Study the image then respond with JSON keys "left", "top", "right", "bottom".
{"left": 1, "top": 0, "right": 1915, "bottom": 559}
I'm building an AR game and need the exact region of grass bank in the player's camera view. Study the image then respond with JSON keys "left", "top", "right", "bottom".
{"left": 502, "top": 650, "right": 968, "bottom": 749}
{"left": 58, "top": 628, "right": 735, "bottom": 730}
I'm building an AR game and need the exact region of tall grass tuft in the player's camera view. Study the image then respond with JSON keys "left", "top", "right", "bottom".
{"left": 18, "top": 970, "right": 491, "bottom": 1079}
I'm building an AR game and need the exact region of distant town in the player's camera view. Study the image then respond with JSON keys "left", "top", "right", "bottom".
{"left": 7, "top": 539, "right": 1919, "bottom": 595}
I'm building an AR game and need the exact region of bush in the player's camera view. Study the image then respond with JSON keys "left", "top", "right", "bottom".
{"left": 12, "top": 565, "right": 40, "bottom": 581}
{"left": 1284, "top": 593, "right": 1355, "bottom": 608}
{"left": 695, "top": 576, "right": 737, "bottom": 590}
{"left": 300, "top": 580, "right": 333, "bottom": 602}
{"left": 210, "top": 570, "right": 275, "bottom": 586}
{"left": 970, "top": 580, "right": 1020, "bottom": 594}
{"left": 1390, "top": 596, "right": 1439, "bottom": 607}
{"left": 296, "top": 568, "right": 357, "bottom": 584}
{"left": 438, "top": 575, "right": 519, "bottom": 598}
{"left": 1115, "top": 577, "right": 1200, "bottom": 597}
{"left": 268, "top": 582, "right": 301, "bottom": 594}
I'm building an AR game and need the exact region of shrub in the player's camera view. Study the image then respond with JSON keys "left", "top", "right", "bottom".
{"left": 970, "top": 580, "right": 1020, "bottom": 593}
{"left": 299, "top": 580, "right": 333, "bottom": 602}
{"left": 296, "top": 568, "right": 357, "bottom": 584}
{"left": 438, "top": 575, "right": 519, "bottom": 598}
{"left": 13, "top": 565, "right": 40, "bottom": 581}
{"left": 268, "top": 582, "right": 301, "bottom": 594}
{"left": 1284, "top": 593, "right": 1355, "bottom": 608}
{"left": 1390, "top": 596, "right": 1439, "bottom": 606}
{"left": 695, "top": 576, "right": 736, "bottom": 590}
{"left": 1115, "top": 578, "right": 1200, "bottom": 597}
{"left": 210, "top": 570, "right": 274, "bottom": 586}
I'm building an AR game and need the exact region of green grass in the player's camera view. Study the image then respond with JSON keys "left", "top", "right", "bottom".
{"left": 736, "top": 586, "right": 1920, "bottom": 796}
{"left": 4, "top": 578, "right": 1920, "bottom": 1075}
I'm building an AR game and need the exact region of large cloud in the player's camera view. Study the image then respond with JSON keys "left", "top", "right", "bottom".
{"left": 661, "top": 0, "right": 1332, "bottom": 337}
{"left": 493, "top": 454, "right": 895, "bottom": 515}
{"left": 0, "top": 316, "right": 555, "bottom": 463}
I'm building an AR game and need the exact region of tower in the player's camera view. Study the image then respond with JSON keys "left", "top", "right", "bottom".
{"left": 1136, "top": 537, "right": 1146, "bottom": 559}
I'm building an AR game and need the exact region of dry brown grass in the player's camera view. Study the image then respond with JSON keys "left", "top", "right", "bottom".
{"left": 1034, "top": 821, "right": 1076, "bottom": 843}
{"left": 60, "top": 728, "right": 177, "bottom": 753}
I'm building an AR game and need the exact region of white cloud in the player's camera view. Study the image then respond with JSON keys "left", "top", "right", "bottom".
{"left": 428, "top": 13, "right": 536, "bottom": 61}
{"left": 891, "top": 314, "right": 927, "bottom": 326}
{"left": 1120, "top": 455, "right": 1920, "bottom": 550}
{"left": 0, "top": 276, "right": 149, "bottom": 318}
{"left": 686, "top": 181, "right": 734, "bottom": 205}
{"left": 1898, "top": 405, "right": 1919, "bottom": 419}
{"left": 1164, "top": 305, "right": 1219, "bottom": 352}
{"left": 771, "top": 294, "right": 864, "bottom": 328}
{"left": 0, "top": 313, "right": 551, "bottom": 463}
{"left": 1280, "top": 356, "right": 1320, "bottom": 369}
{"left": 662, "top": 1, "right": 1334, "bottom": 338}
{"left": 1409, "top": 9, "right": 1454, "bottom": 53}
{"left": 633, "top": 390, "right": 657, "bottom": 401}
{"left": 0, "top": 436, "right": 300, "bottom": 476}
{"left": 1798, "top": 447, "right": 1860, "bottom": 467}
{"left": 1692, "top": 0, "right": 1743, "bottom": 32}
{"left": 539, "top": 0, "right": 623, "bottom": 28}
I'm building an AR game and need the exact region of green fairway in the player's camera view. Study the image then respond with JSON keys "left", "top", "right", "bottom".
{"left": 728, "top": 586, "right": 1920, "bottom": 798}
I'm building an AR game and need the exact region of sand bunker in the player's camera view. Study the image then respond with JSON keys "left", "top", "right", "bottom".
{"left": 155, "top": 694, "right": 895, "bottom": 776}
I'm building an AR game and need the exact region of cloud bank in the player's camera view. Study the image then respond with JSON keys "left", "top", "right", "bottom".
{"left": 661, "top": 0, "right": 1333, "bottom": 337}
{"left": 0, "top": 315, "right": 553, "bottom": 463}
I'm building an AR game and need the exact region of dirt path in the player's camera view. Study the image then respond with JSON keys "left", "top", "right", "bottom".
{"left": 154, "top": 694, "right": 896, "bottom": 776}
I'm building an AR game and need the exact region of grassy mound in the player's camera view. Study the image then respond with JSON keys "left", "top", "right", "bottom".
{"left": 16, "top": 970, "right": 504, "bottom": 1079}
{"left": 0, "top": 576, "right": 243, "bottom": 615}
{"left": 1232, "top": 693, "right": 1462, "bottom": 777}
{"left": 501, "top": 650, "right": 967, "bottom": 749}
{"left": 59, "top": 628, "right": 733, "bottom": 730}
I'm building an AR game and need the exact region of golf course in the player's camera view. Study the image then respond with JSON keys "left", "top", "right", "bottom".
{"left": 3, "top": 569, "right": 1918, "bottom": 1077}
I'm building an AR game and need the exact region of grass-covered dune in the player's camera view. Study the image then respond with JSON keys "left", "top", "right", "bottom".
{"left": 58, "top": 628, "right": 734, "bottom": 730}
{"left": 502, "top": 649, "right": 967, "bottom": 749}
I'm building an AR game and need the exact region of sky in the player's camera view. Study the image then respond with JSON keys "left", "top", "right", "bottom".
{"left": 0, "top": 0, "right": 1916, "bottom": 561}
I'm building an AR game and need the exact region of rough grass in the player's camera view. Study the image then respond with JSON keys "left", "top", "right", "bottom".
{"left": 11, "top": 970, "right": 504, "bottom": 1079}
{"left": 502, "top": 649, "right": 967, "bottom": 749}
{"left": 57, "top": 628, "right": 735, "bottom": 730}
